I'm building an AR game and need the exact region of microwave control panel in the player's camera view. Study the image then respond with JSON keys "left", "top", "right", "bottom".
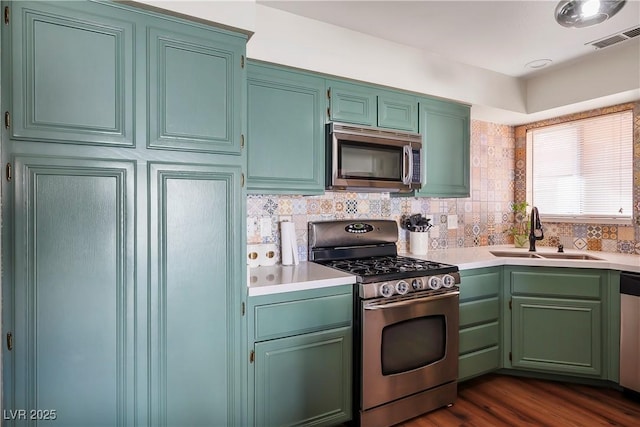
{"left": 412, "top": 150, "right": 422, "bottom": 184}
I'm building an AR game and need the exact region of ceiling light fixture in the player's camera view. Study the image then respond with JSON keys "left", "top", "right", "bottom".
{"left": 525, "top": 59, "right": 553, "bottom": 70}
{"left": 555, "top": 0, "right": 627, "bottom": 28}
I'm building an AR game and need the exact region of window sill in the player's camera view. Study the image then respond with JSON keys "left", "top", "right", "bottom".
{"left": 539, "top": 215, "right": 634, "bottom": 226}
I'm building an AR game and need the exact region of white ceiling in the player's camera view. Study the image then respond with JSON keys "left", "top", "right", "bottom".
{"left": 258, "top": 0, "right": 640, "bottom": 78}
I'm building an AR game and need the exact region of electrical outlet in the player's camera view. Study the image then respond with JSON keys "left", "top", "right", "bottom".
{"left": 447, "top": 214, "right": 458, "bottom": 230}
{"left": 260, "top": 217, "right": 272, "bottom": 238}
{"left": 247, "top": 218, "right": 257, "bottom": 236}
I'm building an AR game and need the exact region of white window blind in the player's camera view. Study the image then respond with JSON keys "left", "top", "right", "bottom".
{"left": 526, "top": 110, "right": 633, "bottom": 222}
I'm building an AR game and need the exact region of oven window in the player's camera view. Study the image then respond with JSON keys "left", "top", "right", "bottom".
{"left": 381, "top": 315, "right": 446, "bottom": 375}
{"left": 339, "top": 142, "right": 402, "bottom": 181}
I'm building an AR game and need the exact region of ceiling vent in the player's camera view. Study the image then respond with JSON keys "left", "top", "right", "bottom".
{"left": 622, "top": 27, "right": 640, "bottom": 38}
{"left": 587, "top": 26, "right": 640, "bottom": 49}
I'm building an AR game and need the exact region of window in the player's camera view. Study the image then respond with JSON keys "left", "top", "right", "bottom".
{"left": 526, "top": 110, "right": 633, "bottom": 223}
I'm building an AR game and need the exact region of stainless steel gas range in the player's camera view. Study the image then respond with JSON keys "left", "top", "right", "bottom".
{"left": 308, "top": 219, "right": 460, "bottom": 427}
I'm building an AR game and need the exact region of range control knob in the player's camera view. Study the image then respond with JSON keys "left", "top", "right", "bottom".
{"left": 395, "top": 280, "right": 409, "bottom": 295}
{"left": 442, "top": 274, "right": 456, "bottom": 288}
{"left": 379, "top": 282, "right": 394, "bottom": 298}
{"left": 428, "top": 276, "right": 442, "bottom": 290}
{"left": 411, "top": 278, "right": 423, "bottom": 291}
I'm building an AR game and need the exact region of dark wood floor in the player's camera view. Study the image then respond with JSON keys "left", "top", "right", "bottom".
{"left": 397, "top": 374, "right": 640, "bottom": 426}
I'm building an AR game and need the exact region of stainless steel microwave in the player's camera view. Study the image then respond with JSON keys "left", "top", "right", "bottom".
{"left": 326, "top": 122, "right": 422, "bottom": 193}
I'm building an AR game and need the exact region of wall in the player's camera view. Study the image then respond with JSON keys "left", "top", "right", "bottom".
{"left": 247, "top": 120, "right": 515, "bottom": 262}
{"left": 135, "top": 1, "right": 640, "bottom": 126}
{"left": 514, "top": 102, "right": 640, "bottom": 254}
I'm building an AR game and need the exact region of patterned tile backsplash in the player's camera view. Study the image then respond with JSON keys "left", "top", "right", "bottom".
{"left": 248, "top": 105, "right": 640, "bottom": 263}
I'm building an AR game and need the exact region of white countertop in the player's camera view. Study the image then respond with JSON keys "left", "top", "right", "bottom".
{"left": 248, "top": 261, "right": 356, "bottom": 296}
{"left": 248, "top": 245, "right": 640, "bottom": 296}
{"left": 406, "top": 245, "right": 640, "bottom": 273}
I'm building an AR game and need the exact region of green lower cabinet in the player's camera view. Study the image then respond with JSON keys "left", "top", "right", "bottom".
{"left": 249, "top": 286, "right": 353, "bottom": 427}
{"left": 504, "top": 267, "right": 618, "bottom": 381}
{"left": 254, "top": 327, "right": 352, "bottom": 427}
{"left": 458, "top": 267, "right": 502, "bottom": 381}
{"left": 511, "top": 296, "right": 601, "bottom": 376}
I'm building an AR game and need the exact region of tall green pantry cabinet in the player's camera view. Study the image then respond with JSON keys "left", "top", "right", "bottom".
{"left": 1, "top": 1, "right": 247, "bottom": 425}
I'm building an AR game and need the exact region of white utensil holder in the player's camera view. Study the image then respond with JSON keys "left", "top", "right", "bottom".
{"left": 409, "top": 232, "right": 429, "bottom": 255}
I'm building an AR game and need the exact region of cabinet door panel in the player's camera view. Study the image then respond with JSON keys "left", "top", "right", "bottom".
{"left": 255, "top": 327, "right": 352, "bottom": 427}
{"left": 378, "top": 91, "right": 418, "bottom": 132}
{"left": 512, "top": 296, "right": 602, "bottom": 376}
{"left": 148, "top": 27, "right": 244, "bottom": 154}
{"left": 12, "top": 156, "right": 136, "bottom": 426}
{"left": 148, "top": 163, "right": 242, "bottom": 426}
{"left": 10, "top": 2, "right": 134, "bottom": 146}
{"left": 416, "top": 98, "right": 470, "bottom": 197}
{"left": 328, "top": 81, "right": 376, "bottom": 126}
{"left": 247, "top": 65, "right": 325, "bottom": 194}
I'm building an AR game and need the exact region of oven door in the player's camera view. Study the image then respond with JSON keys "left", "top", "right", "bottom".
{"left": 360, "top": 291, "right": 459, "bottom": 410}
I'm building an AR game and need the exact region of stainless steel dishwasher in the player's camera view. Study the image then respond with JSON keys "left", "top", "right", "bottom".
{"left": 620, "top": 271, "right": 640, "bottom": 398}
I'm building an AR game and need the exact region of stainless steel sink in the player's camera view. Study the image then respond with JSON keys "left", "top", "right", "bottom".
{"left": 490, "top": 250, "right": 604, "bottom": 261}
{"left": 538, "top": 253, "right": 604, "bottom": 260}
{"left": 490, "top": 251, "right": 543, "bottom": 258}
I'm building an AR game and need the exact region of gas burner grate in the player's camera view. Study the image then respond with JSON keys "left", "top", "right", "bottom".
{"left": 322, "top": 255, "right": 455, "bottom": 279}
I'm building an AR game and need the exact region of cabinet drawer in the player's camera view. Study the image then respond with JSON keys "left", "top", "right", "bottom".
{"left": 459, "top": 297, "right": 499, "bottom": 328}
{"left": 510, "top": 270, "right": 602, "bottom": 299}
{"left": 458, "top": 346, "right": 500, "bottom": 381}
{"left": 459, "top": 322, "right": 499, "bottom": 355}
{"left": 254, "top": 293, "right": 352, "bottom": 341}
{"left": 459, "top": 269, "right": 501, "bottom": 301}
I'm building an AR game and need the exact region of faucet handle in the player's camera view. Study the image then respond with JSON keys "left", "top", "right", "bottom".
{"left": 558, "top": 244, "right": 564, "bottom": 253}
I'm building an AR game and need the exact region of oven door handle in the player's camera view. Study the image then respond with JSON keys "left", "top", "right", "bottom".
{"left": 364, "top": 291, "right": 459, "bottom": 310}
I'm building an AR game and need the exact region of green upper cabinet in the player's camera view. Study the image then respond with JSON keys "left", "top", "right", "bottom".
{"left": 8, "top": 0, "right": 245, "bottom": 154}
{"left": 147, "top": 21, "right": 246, "bottom": 154}
{"left": 415, "top": 97, "right": 470, "bottom": 198}
{"left": 377, "top": 89, "right": 419, "bottom": 132}
{"left": 327, "top": 80, "right": 418, "bottom": 132}
{"left": 247, "top": 62, "right": 326, "bottom": 194}
{"left": 327, "top": 80, "right": 377, "bottom": 127}
{"left": 8, "top": 1, "right": 135, "bottom": 146}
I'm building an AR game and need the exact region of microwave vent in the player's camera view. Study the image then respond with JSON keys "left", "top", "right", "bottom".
{"left": 330, "top": 122, "right": 422, "bottom": 143}
{"left": 587, "top": 26, "right": 640, "bottom": 49}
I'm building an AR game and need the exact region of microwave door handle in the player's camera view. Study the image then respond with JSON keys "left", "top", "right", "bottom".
{"left": 402, "top": 145, "right": 413, "bottom": 185}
